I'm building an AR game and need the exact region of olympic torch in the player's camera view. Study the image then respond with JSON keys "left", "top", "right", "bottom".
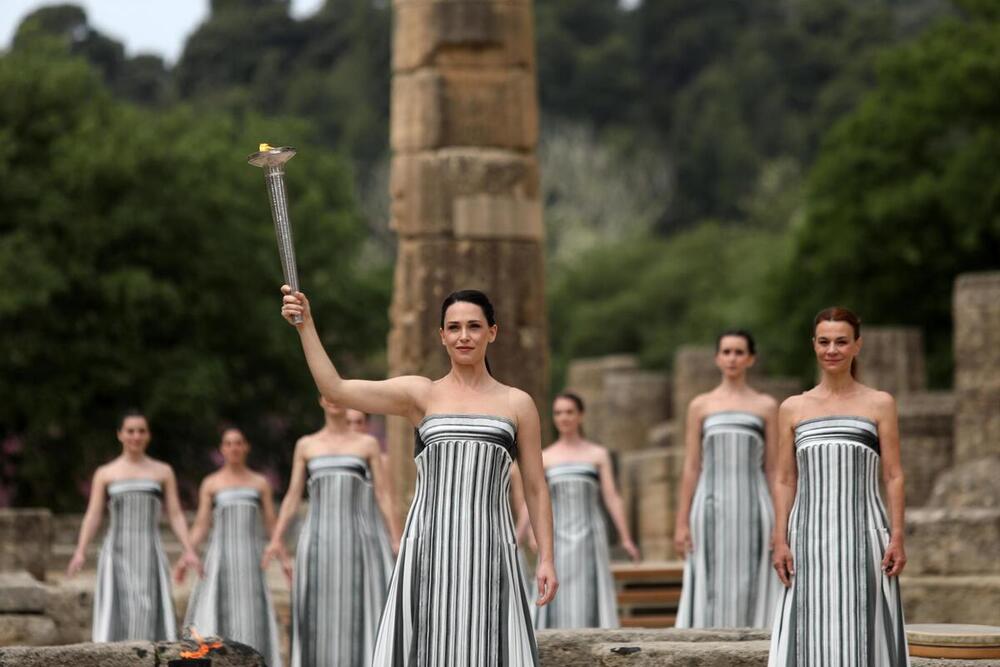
{"left": 248, "top": 143, "right": 302, "bottom": 324}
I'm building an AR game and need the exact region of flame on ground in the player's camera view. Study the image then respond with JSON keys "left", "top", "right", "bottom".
{"left": 180, "top": 626, "right": 223, "bottom": 659}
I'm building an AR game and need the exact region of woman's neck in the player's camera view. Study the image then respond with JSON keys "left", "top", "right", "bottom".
{"left": 448, "top": 362, "right": 493, "bottom": 389}
{"left": 818, "top": 369, "right": 857, "bottom": 395}
{"left": 322, "top": 414, "right": 350, "bottom": 434}
{"left": 557, "top": 431, "right": 584, "bottom": 446}
{"left": 718, "top": 373, "right": 749, "bottom": 393}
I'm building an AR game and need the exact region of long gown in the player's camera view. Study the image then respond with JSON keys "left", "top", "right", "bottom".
{"left": 533, "top": 462, "right": 618, "bottom": 629}
{"left": 293, "top": 455, "right": 392, "bottom": 667}
{"left": 372, "top": 414, "right": 538, "bottom": 667}
{"left": 183, "top": 487, "right": 283, "bottom": 667}
{"left": 361, "top": 471, "right": 397, "bottom": 577}
{"left": 676, "top": 411, "right": 780, "bottom": 628}
{"left": 769, "top": 416, "right": 909, "bottom": 666}
{"left": 93, "top": 479, "right": 177, "bottom": 641}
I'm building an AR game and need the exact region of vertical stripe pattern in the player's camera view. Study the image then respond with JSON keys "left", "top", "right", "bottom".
{"left": 183, "top": 487, "right": 283, "bottom": 667}
{"left": 676, "top": 411, "right": 780, "bottom": 628}
{"left": 292, "top": 455, "right": 391, "bottom": 667}
{"left": 372, "top": 414, "right": 539, "bottom": 667}
{"left": 93, "top": 479, "right": 177, "bottom": 642}
{"left": 768, "top": 416, "right": 910, "bottom": 667}
{"left": 533, "top": 463, "right": 618, "bottom": 629}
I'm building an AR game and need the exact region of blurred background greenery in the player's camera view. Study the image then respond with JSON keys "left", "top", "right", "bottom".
{"left": 1, "top": 0, "right": 997, "bottom": 509}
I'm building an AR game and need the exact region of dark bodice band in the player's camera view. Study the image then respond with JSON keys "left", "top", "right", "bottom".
{"left": 107, "top": 479, "right": 162, "bottom": 497}
{"left": 414, "top": 413, "right": 518, "bottom": 460}
{"left": 794, "top": 415, "right": 880, "bottom": 455}
{"left": 702, "top": 410, "right": 766, "bottom": 439}
{"left": 545, "top": 462, "right": 600, "bottom": 483}
{"left": 306, "top": 454, "right": 371, "bottom": 481}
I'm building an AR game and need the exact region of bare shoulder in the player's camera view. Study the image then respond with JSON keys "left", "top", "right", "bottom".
{"left": 753, "top": 390, "right": 779, "bottom": 411}
{"left": 148, "top": 458, "right": 175, "bottom": 480}
{"left": 687, "top": 392, "right": 712, "bottom": 419}
{"left": 507, "top": 387, "right": 538, "bottom": 419}
{"left": 589, "top": 442, "right": 612, "bottom": 465}
{"left": 779, "top": 394, "right": 805, "bottom": 421}
{"left": 357, "top": 433, "right": 381, "bottom": 458}
{"left": 200, "top": 471, "right": 222, "bottom": 493}
{"left": 249, "top": 471, "right": 272, "bottom": 493}
{"left": 866, "top": 387, "right": 897, "bottom": 416}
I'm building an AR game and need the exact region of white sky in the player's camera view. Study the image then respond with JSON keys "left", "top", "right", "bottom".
{"left": 0, "top": 0, "right": 325, "bottom": 64}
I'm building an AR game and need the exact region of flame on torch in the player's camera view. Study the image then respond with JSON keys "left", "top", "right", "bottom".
{"left": 180, "top": 626, "right": 223, "bottom": 659}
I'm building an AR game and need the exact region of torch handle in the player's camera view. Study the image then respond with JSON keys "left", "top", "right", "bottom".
{"left": 264, "top": 166, "right": 303, "bottom": 324}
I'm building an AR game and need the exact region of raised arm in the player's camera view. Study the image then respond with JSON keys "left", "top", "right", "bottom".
{"left": 67, "top": 468, "right": 108, "bottom": 576}
{"left": 512, "top": 390, "right": 558, "bottom": 606}
{"left": 771, "top": 399, "right": 799, "bottom": 587}
{"left": 281, "top": 287, "right": 430, "bottom": 422}
{"left": 876, "top": 393, "right": 907, "bottom": 577}
{"left": 673, "top": 396, "right": 704, "bottom": 556}
{"left": 163, "top": 466, "right": 201, "bottom": 575}
{"left": 597, "top": 447, "right": 640, "bottom": 562}
{"left": 366, "top": 438, "right": 402, "bottom": 554}
{"left": 262, "top": 438, "right": 308, "bottom": 580}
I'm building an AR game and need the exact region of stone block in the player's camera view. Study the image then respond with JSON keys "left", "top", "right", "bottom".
{"left": 618, "top": 448, "right": 683, "bottom": 561}
{"left": 391, "top": 68, "right": 538, "bottom": 151}
{"left": 599, "top": 370, "right": 670, "bottom": 452}
{"left": 905, "top": 508, "right": 1000, "bottom": 575}
{"left": 672, "top": 346, "right": 717, "bottom": 431}
{"left": 44, "top": 583, "right": 92, "bottom": 644}
{"left": 857, "top": 326, "right": 927, "bottom": 395}
{"left": 902, "top": 575, "right": 1000, "bottom": 626}
{"left": 646, "top": 421, "right": 677, "bottom": 449}
{"left": 0, "top": 510, "right": 51, "bottom": 581}
{"left": 930, "top": 456, "right": 1000, "bottom": 509}
{"left": 0, "top": 572, "right": 46, "bottom": 613}
{"left": 898, "top": 391, "right": 955, "bottom": 506}
{"left": 0, "top": 614, "right": 58, "bottom": 647}
{"left": 565, "top": 355, "right": 640, "bottom": 445}
{"left": 953, "top": 272, "right": 1000, "bottom": 463}
{"left": 393, "top": 0, "right": 534, "bottom": 71}
{"left": 390, "top": 150, "right": 540, "bottom": 239}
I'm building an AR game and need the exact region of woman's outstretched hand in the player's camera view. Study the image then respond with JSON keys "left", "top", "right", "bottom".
{"left": 772, "top": 540, "right": 795, "bottom": 587}
{"left": 280, "top": 285, "right": 311, "bottom": 328}
{"left": 535, "top": 559, "right": 558, "bottom": 606}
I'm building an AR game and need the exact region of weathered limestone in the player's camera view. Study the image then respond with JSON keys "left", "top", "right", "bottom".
{"left": 749, "top": 375, "right": 802, "bottom": 404}
{"left": 902, "top": 576, "right": 1000, "bottom": 627}
{"left": 930, "top": 456, "right": 1000, "bottom": 509}
{"left": 898, "top": 391, "right": 955, "bottom": 505}
{"left": 618, "top": 448, "right": 683, "bottom": 560}
{"left": 857, "top": 326, "right": 927, "bottom": 395}
{"left": 672, "top": 346, "right": 716, "bottom": 431}
{"left": 0, "top": 510, "right": 51, "bottom": 581}
{"left": 0, "top": 573, "right": 46, "bottom": 614}
{"left": 953, "top": 272, "right": 1000, "bottom": 463}
{"left": 0, "top": 615, "right": 58, "bottom": 648}
{"left": 387, "top": 0, "right": 547, "bottom": 508}
{"left": 565, "top": 356, "right": 643, "bottom": 443}
{"left": 905, "top": 508, "right": 1000, "bottom": 575}
{"left": 0, "top": 639, "right": 265, "bottom": 667}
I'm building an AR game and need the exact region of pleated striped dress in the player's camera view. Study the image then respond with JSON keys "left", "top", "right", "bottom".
{"left": 293, "top": 454, "right": 392, "bottom": 667}
{"left": 93, "top": 479, "right": 177, "bottom": 641}
{"left": 361, "top": 473, "right": 397, "bottom": 577}
{"left": 183, "top": 487, "right": 283, "bottom": 667}
{"left": 372, "top": 414, "right": 538, "bottom": 667}
{"left": 533, "top": 462, "right": 618, "bottom": 629}
{"left": 676, "top": 411, "right": 780, "bottom": 628}
{"left": 769, "top": 416, "right": 909, "bottom": 667}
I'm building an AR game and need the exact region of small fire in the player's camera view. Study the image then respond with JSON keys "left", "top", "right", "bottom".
{"left": 180, "top": 626, "right": 223, "bottom": 659}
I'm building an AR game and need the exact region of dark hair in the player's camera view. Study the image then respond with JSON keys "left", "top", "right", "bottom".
{"left": 218, "top": 424, "right": 246, "bottom": 442}
{"left": 813, "top": 306, "right": 862, "bottom": 378}
{"left": 554, "top": 392, "right": 586, "bottom": 437}
{"left": 716, "top": 329, "right": 756, "bottom": 356}
{"left": 440, "top": 290, "right": 497, "bottom": 376}
{"left": 117, "top": 409, "right": 147, "bottom": 430}
{"left": 555, "top": 392, "right": 585, "bottom": 413}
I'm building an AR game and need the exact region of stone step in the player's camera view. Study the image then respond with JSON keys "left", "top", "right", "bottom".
{"left": 902, "top": 575, "right": 1000, "bottom": 627}
{"left": 905, "top": 508, "right": 1000, "bottom": 575}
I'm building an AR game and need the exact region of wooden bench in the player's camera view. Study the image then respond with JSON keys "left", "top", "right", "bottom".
{"left": 613, "top": 561, "right": 684, "bottom": 628}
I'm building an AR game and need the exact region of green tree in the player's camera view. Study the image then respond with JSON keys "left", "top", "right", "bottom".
{"left": 0, "top": 46, "right": 388, "bottom": 509}
{"left": 768, "top": 0, "right": 1000, "bottom": 385}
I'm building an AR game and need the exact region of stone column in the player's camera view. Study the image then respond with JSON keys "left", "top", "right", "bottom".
{"left": 953, "top": 272, "right": 1000, "bottom": 463}
{"left": 672, "top": 346, "right": 717, "bottom": 433}
{"left": 856, "top": 326, "right": 926, "bottom": 395}
{"left": 387, "top": 0, "right": 546, "bottom": 506}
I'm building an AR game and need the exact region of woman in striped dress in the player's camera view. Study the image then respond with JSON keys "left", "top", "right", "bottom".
{"left": 769, "top": 308, "right": 909, "bottom": 666}
{"left": 176, "top": 427, "right": 283, "bottom": 667}
{"left": 262, "top": 397, "right": 401, "bottom": 667}
{"left": 279, "top": 287, "right": 557, "bottom": 666}
{"left": 67, "top": 410, "right": 201, "bottom": 641}
{"left": 675, "top": 330, "right": 780, "bottom": 628}
{"left": 533, "top": 393, "right": 639, "bottom": 629}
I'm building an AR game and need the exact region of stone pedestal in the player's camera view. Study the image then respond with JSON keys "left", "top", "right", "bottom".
{"left": 953, "top": 272, "right": 1000, "bottom": 463}
{"left": 618, "top": 447, "right": 684, "bottom": 560}
{"left": 0, "top": 509, "right": 51, "bottom": 581}
{"left": 899, "top": 391, "right": 955, "bottom": 505}
{"left": 857, "top": 326, "right": 927, "bottom": 395}
{"left": 387, "top": 0, "right": 547, "bottom": 507}
{"left": 672, "top": 346, "right": 716, "bottom": 432}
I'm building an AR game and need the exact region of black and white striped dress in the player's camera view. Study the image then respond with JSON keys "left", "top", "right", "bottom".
{"left": 293, "top": 454, "right": 392, "bottom": 667}
{"left": 93, "top": 479, "right": 177, "bottom": 641}
{"left": 361, "top": 471, "right": 397, "bottom": 577}
{"left": 372, "top": 414, "right": 538, "bottom": 666}
{"left": 676, "top": 411, "right": 780, "bottom": 628}
{"left": 533, "top": 462, "right": 618, "bottom": 629}
{"left": 183, "top": 487, "right": 282, "bottom": 667}
{"left": 769, "top": 416, "right": 909, "bottom": 666}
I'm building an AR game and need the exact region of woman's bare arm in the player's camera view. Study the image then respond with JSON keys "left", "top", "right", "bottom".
{"left": 771, "top": 398, "right": 799, "bottom": 587}
{"left": 163, "top": 467, "right": 200, "bottom": 574}
{"left": 67, "top": 468, "right": 108, "bottom": 576}
{"left": 187, "top": 478, "right": 214, "bottom": 552}
{"left": 597, "top": 447, "right": 639, "bottom": 561}
{"left": 513, "top": 390, "right": 558, "bottom": 606}
{"left": 876, "top": 393, "right": 907, "bottom": 576}
{"left": 281, "top": 287, "right": 431, "bottom": 421}
{"left": 673, "top": 395, "right": 704, "bottom": 555}
{"left": 258, "top": 475, "right": 279, "bottom": 538}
